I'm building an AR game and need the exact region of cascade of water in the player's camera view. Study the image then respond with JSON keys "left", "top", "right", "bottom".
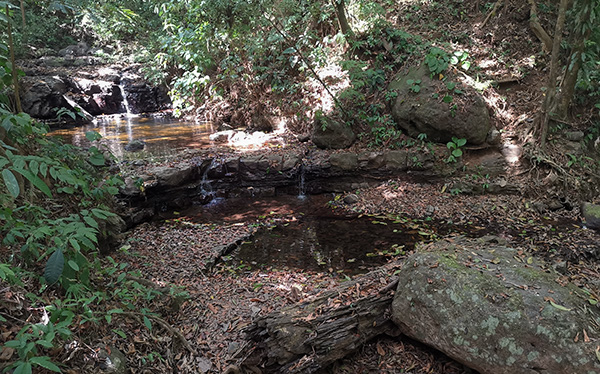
{"left": 298, "top": 162, "right": 307, "bottom": 199}
{"left": 199, "top": 158, "right": 219, "bottom": 204}
{"left": 118, "top": 85, "right": 132, "bottom": 116}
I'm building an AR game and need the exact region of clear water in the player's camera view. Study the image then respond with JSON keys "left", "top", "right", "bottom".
{"left": 49, "top": 115, "right": 214, "bottom": 159}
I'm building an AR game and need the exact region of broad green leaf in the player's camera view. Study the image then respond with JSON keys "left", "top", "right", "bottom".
{"left": 30, "top": 356, "right": 61, "bottom": 372}
{"left": 83, "top": 216, "right": 98, "bottom": 229}
{"left": 89, "top": 153, "right": 105, "bottom": 166}
{"left": 69, "top": 238, "right": 80, "bottom": 251}
{"left": 29, "top": 160, "right": 39, "bottom": 175}
{"left": 85, "top": 131, "right": 102, "bottom": 141}
{"left": 2, "top": 169, "right": 20, "bottom": 198}
{"left": 13, "top": 168, "right": 52, "bottom": 198}
{"left": 12, "top": 361, "right": 32, "bottom": 374}
{"left": 44, "top": 248, "right": 64, "bottom": 284}
{"left": 39, "top": 162, "right": 48, "bottom": 177}
{"left": 143, "top": 316, "right": 152, "bottom": 331}
{"left": 452, "top": 149, "right": 463, "bottom": 157}
{"left": 113, "top": 329, "right": 127, "bottom": 339}
{"left": 456, "top": 138, "right": 467, "bottom": 147}
{"left": 68, "top": 260, "right": 79, "bottom": 271}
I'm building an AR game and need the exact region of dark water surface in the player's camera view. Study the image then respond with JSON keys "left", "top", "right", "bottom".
{"left": 50, "top": 115, "right": 214, "bottom": 158}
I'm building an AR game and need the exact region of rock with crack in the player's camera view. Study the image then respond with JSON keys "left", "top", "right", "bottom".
{"left": 391, "top": 236, "right": 600, "bottom": 374}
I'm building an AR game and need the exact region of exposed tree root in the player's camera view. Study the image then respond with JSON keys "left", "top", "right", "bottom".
{"left": 528, "top": 0, "right": 553, "bottom": 52}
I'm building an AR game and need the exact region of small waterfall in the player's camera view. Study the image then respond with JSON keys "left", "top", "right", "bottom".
{"left": 198, "top": 158, "right": 220, "bottom": 204}
{"left": 298, "top": 162, "right": 307, "bottom": 199}
{"left": 118, "top": 85, "right": 132, "bottom": 116}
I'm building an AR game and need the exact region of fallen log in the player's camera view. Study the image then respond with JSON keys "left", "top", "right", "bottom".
{"left": 237, "top": 262, "right": 403, "bottom": 373}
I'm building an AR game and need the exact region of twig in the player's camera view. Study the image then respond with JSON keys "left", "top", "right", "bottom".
{"left": 481, "top": 0, "right": 503, "bottom": 28}
{"left": 122, "top": 312, "right": 195, "bottom": 354}
{"left": 378, "top": 277, "right": 399, "bottom": 294}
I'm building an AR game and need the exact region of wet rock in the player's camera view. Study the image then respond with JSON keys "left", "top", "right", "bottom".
{"left": 390, "top": 65, "right": 491, "bottom": 145}
{"left": 582, "top": 202, "right": 600, "bottom": 230}
{"left": 312, "top": 116, "right": 355, "bottom": 149}
{"left": 392, "top": 236, "right": 600, "bottom": 374}
{"left": 124, "top": 140, "right": 146, "bottom": 152}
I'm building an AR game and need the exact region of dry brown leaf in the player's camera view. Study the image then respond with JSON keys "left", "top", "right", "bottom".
{"left": 376, "top": 343, "right": 386, "bottom": 356}
{"left": 584, "top": 329, "right": 590, "bottom": 343}
{"left": 0, "top": 347, "right": 14, "bottom": 361}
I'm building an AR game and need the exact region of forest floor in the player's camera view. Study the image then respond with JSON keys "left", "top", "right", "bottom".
{"left": 114, "top": 177, "right": 599, "bottom": 374}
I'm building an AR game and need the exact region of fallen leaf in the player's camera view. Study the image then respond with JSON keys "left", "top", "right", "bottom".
{"left": 376, "top": 343, "right": 386, "bottom": 356}
{"left": 549, "top": 300, "right": 571, "bottom": 311}
{"left": 584, "top": 329, "right": 590, "bottom": 343}
{"left": 0, "top": 347, "right": 14, "bottom": 361}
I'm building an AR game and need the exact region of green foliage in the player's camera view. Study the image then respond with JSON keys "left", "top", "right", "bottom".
{"left": 425, "top": 47, "right": 450, "bottom": 76}
{"left": 407, "top": 79, "right": 422, "bottom": 93}
{"left": 445, "top": 136, "right": 467, "bottom": 163}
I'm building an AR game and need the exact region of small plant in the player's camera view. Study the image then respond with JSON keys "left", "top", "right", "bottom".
{"left": 406, "top": 79, "right": 422, "bottom": 93}
{"left": 445, "top": 137, "right": 467, "bottom": 163}
{"left": 424, "top": 47, "right": 450, "bottom": 76}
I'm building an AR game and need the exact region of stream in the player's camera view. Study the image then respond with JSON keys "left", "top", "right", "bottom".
{"left": 50, "top": 114, "right": 214, "bottom": 159}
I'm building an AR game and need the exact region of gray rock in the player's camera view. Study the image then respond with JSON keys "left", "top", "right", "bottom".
{"left": 343, "top": 193, "right": 359, "bottom": 204}
{"left": 582, "top": 202, "right": 600, "bottom": 230}
{"left": 312, "top": 116, "right": 355, "bottom": 149}
{"left": 384, "top": 150, "right": 408, "bottom": 170}
{"left": 565, "top": 130, "right": 585, "bottom": 142}
{"left": 98, "top": 346, "right": 127, "bottom": 374}
{"left": 124, "top": 140, "right": 146, "bottom": 152}
{"left": 20, "top": 76, "right": 68, "bottom": 118}
{"left": 486, "top": 129, "right": 501, "bottom": 145}
{"left": 390, "top": 65, "right": 491, "bottom": 145}
{"left": 330, "top": 152, "right": 358, "bottom": 171}
{"left": 148, "top": 163, "right": 196, "bottom": 187}
{"left": 392, "top": 236, "right": 600, "bottom": 374}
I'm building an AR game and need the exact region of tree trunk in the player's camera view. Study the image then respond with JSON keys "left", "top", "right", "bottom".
{"left": 556, "top": 0, "right": 593, "bottom": 118}
{"left": 237, "top": 262, "right": 402, "bottom": 373}
{"left": 537, "top": 0, "right": 569, "bottom": 148}
{"left": 333, "top": 0, "right": 354, "bottom": 39}
{"left": 6, "top": 5, "right": 22, "bottom": 113}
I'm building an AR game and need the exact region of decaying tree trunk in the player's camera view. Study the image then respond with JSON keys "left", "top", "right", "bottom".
{"left": 235, "top": 262, "right": 402, "bottom": 373}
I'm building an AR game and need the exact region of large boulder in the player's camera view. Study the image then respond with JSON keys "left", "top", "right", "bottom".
{"left": 20, "top": 76, "right": 69, "bottom": 119}
{"left": 392, "top": 236, "right": 600, "bottom": 374}
{"left": 390, "top": 65, "right": 491, "bottom": 145}
{"left": 582, "top": 202, "right": 600, "bottom": 230}
{"left": 312, "top": 116, "right": 355, "bottom": 149}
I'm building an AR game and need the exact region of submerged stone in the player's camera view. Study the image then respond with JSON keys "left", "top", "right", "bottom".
{"left": 391, "top": 236, "right": 600, "bottom": 374}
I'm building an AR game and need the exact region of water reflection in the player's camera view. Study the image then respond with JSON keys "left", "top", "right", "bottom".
{"left": 50, "top": 115, "right": 214, "bottom": 159}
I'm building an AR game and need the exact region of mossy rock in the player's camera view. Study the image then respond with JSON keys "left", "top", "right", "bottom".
{"left": 389, "top": 65, "right": 491, "bottom": 145}
{"left": 311, "top": 115, "right": 355, "bottom": 149}
{"left": 582, "top": 202, "right": 600, "bottom": 230}
{"left": 392, "top": 236, "right": 600, "bottom": 374}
